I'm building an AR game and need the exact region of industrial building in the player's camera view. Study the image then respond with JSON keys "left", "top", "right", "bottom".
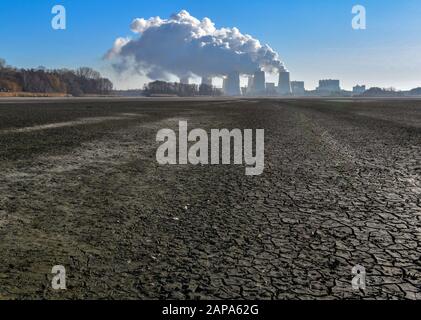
{"left": 180, "top": 76, "right": 190, "bottom": 85}
{"left": 353, "top": 85, "right": 366, "bottom": 95}
{"left": 266, "top": 82, "right": 276, "bottom": 90}
{"left": 218, "top": 68, "right": 301, "bottom": 97}
{"left": 317, "top": 79, "right": 341, "bottom": 94}
{"left": 291, "top": 81, "right": 305, "bottom": 96}
{"left": 278, "top": 70, "right": 291, "bottom": 95}
{"left": 266, "top": 82, "right": 277, "bottom": 95}
{"left": 201, "top": 76, "right": 213, "bottom": 86}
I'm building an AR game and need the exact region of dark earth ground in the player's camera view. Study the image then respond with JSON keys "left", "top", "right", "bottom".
{"left": 0, "top": 98, "right": 419, "bottom": 300}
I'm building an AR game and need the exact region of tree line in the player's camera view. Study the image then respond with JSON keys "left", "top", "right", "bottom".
{"left": 360, "top": 87, "right": 421, "bottom": 97}
{"left": 144, "top": 81, "right": 222, "bottom": 97}
{"left": 0, "top": 59, "right": 113, "bottom": 96}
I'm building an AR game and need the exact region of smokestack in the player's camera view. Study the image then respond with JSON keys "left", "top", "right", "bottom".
{"left": 278, "top": 70, "right": 291, "bottom": 95}
{"left": 252, "top": 70, "right": 266, "bottom": 94}
{"left": 224, "top": 71, "right": 241, "bottom": 96}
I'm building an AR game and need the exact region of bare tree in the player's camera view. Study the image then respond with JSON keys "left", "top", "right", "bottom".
{"left": 0, "top": 61, "right": 113, "bottom": 95}
{"left": 76, "top": 67, "right": 101, "bottom": 80}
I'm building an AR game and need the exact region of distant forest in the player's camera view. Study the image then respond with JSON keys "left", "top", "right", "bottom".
{"left": 361, "top": 87, "right": 421, "bottom": 97}
{"left": 143, "top": 80, "right": 223, "bottom": 97}
{"left": 0, "top": 58, "right": 113, "bottom": 96}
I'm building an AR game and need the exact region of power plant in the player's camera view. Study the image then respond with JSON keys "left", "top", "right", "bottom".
{"left": 158, "top": 69, "right": 367, "bottom": 98}
{"left": 175, "top": 67, "right": 354, "bottom": 98}
{"left": 222, "top": 68, "right": 295, "bottom": 97}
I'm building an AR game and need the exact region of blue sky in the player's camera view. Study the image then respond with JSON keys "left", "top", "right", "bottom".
{"left": 1, "top": 0, "right": 421, "bottom": 90}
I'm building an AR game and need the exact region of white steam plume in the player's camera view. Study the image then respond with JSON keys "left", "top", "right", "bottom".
{"left": 105, "top": 10, "right": 286, "bottom": 80}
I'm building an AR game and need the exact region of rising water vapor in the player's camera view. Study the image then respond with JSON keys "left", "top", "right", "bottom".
{"left": 105, "top": 10, "right": 286, "bottom": 80}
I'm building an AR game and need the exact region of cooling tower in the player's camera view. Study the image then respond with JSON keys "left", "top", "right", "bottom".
{"left": 224, "top": 71, "right": 241, "bottom": 96}
{"left": 222, "top": 77, "right": 228, "bottom": 93}
{"left": 278, "top": 70, "right": 291, "bottom": 95}
{"left": 253, "top": 70, "right": 266, "bottom": 94}
{"left": 247, "top": 76, "right": 254, "bottom": 94}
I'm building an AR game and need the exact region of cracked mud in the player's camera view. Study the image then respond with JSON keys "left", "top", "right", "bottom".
{"left": 0, "top": 98, "right": 420, "bottom": 300}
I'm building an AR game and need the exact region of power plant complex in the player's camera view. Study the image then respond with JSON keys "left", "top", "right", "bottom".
{"left": 179, "top": 69, "right": 367, "bottom": 97}
{"left": 219, "top": 68, "right": 295, "bottom": 97}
